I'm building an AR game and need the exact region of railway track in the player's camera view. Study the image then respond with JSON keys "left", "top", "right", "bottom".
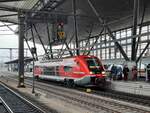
{"left": 27, "top": 80, "right": 150, "bottom": 113}
{"left": 0, "top": 83, "right": 45, "bottom": 113}
{"left": 1, "top": 75, "right": 150, "bottom": 113}
{"left": 28, "top": 77, "right": 150, "bottom": 108}
{"left": 0, "top": 96, "right": 13, "bottom": 113}
{"left": 34, "top": 78, "right": 150, "bottom": 108}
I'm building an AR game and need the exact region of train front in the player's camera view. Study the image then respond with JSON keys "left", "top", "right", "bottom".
{"left": 75, "top": 56, "right": 107, "bottom": 88}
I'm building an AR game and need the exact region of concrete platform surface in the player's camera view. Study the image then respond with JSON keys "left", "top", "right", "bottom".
{"left": 111, "top": 80, "right": 150, "bottom": 96}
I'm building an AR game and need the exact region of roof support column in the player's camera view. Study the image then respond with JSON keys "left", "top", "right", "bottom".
{"left": 46, "top": 23, "right": 53, "bottom": 59}
{"left": 131, "top": 0, "right": 139, "bottom": 61}
{"left": 18, "top": 14, "right": 25, "bottom": 87}
{"left": 72, "top": 0, "right": 79, "bottom": 56}
{"left": 135, "top": 2, "right": 146, "bottom": 58}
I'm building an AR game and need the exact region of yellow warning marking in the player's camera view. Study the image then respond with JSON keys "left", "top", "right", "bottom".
{"left": 86, "top": 88, "right": 92, "bottom": 93}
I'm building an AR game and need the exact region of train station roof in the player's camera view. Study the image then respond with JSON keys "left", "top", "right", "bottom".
{"left": 0, "top": 0, "right": 37, "bottom": 24}
{"left": 0, "top": 0, "right": 67, "bottom": 24}
{"left": 5, "top": 57, "right": 33, "bottom": 64}
{"left": 0, "top": 0, "right": 149, "bottom": 24}
{"left": 0, "top": 0, "right": 150, "bottom": 44}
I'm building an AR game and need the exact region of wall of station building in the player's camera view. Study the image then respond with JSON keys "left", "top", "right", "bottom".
{"left": 25, "top": 20, "right": 150, "bottom": 66}
{"left": 79, "top": 24, "right": 150, "bottom": 64}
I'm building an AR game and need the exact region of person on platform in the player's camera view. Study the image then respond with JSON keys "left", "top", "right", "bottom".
{"left": 116, "top": 66, "right": 123, "bottom": 80}
{"left": 123, "top": 65, "right": 129, "bottom": 81}
{"left": 110, "top": 64, "right": 117, "bottom": 80}
{"left": 146, "top": 64, "right": 150, "bottom": 82}
{"left": 132, "top": 66, "right": 138, "bottom": 81}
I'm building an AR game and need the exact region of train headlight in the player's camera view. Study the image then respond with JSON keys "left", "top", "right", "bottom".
{"left": 102, "top": 71, "right": 105, "bottom": 74}
{"left": 90, "top": 72, "right": 93, "bottom": 74}
{"left": 102, "top": 71, "right": 107, "bottom": 76}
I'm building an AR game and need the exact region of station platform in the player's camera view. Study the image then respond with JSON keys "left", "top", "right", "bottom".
{"left": 110, "top": 80, "right": 150, "bottom": 96}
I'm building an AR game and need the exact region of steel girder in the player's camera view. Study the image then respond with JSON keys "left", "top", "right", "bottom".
{"left": 0, "top": 3, "right": 68, "bottom": 23}
{"left": 59, "top": 33, "right": 75, "bottom": 58}
{"left": 24, "top": 37, "right": 35, "bottom": 60}
{"left": 30, "top": 25, "right": 38, "bottom": 60}
{"left": 1, "top": 22, "right": 15, "bottom": 33}
{"left": 31, "top": 0, "right": 65, "bottom": 12}
{"left": 86, "top": 27, "right": 104, "bottom": 55}
{"left": 136, "top": 42, "right": 150, "bottom": 63}
{"left": 46, "top": 23, "right": 53, "bottom": 59}
{"left": 65, "top": 42, "right": 74, "bottom": 57}
{"left": 0, "top": 0, "right": 26, "bottom": 2}
{"left": 30, "top": 0, "right": 66, "bottom": 21}
{"left": 87, "top": 0, "right": 130, "bottom": 61}
{"left": 0, "top": 18, "right": 18, "bottom": 24}
{"left": 0, "top": 14, "right": 17, "bottom": 18}
{"left": 135, "top": 1, "right": 146, "bottom": 62}
{"left": 0, "top": 24, "right": 14, "bottom": 27}
{"left": 83, "top": 23, "right": 94, "bottom": 55}
{"left": 33, "top": 24, "right": 50, "bottom": 59}
{"left": 73, "top": 0, "right": 79, "bottom": 56}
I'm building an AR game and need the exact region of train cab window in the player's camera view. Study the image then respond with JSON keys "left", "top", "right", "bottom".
{"left": 85, "top": 58, "right": 104, "bottom": 74}
{"left": 64, "top": 66, "right": 72, "bottom": 72}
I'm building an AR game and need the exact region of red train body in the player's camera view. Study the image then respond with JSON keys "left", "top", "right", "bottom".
{"left": 34, "top": 55, "right": 107, "bottom": 87}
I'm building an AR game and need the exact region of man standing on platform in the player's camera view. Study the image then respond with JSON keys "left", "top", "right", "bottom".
{"left": 123, "top": 65, "right": 129, "bottom": 81}
{"left": 132, "top": 66, "right": 138, "bottom": 81}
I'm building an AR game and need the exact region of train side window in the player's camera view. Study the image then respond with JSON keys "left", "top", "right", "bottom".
{"left": 43, "top": 67, "right": 55, "bottom": 75}
{"left": 56, "top": 66, "right": 60, "bottom": 76}
{"left": 64, "top": 66, "right": 72, "bottom": 72}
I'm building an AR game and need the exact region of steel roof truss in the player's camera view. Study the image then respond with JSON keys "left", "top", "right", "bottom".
{"left": 87, "top": 0, "right": 130, "bottom": 61}
{"left": 0, "top": 0, "right": 26, "bottom": 2}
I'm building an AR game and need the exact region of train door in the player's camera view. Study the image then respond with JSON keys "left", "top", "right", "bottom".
{"left": 56, "top": 66, "right": 60, "bottom": 76}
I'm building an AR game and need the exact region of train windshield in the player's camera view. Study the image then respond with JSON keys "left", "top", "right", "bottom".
{"left": 85, "top": 58, "right": 104, "bottom": 74}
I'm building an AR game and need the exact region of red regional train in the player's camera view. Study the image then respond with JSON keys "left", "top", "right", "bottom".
{"left": 34, "top": 55, "right": 107, "bottom": 87}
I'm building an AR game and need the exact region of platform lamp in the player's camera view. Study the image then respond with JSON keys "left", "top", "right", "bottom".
{"left": 31, "top": 47, "right": 36, "bottom": 94}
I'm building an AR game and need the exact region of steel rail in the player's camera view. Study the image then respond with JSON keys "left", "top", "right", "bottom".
{"left": 0, "top": 96, "right": 14, "bottom": 113}
{"left": 0, "top": 82, "right": 45, "bottom": 113}
{"left": 26, "top": 80, "right": 150, "bottom": 113}
{"left": 23, "top": 80, "right": 122, "bottom": 113}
